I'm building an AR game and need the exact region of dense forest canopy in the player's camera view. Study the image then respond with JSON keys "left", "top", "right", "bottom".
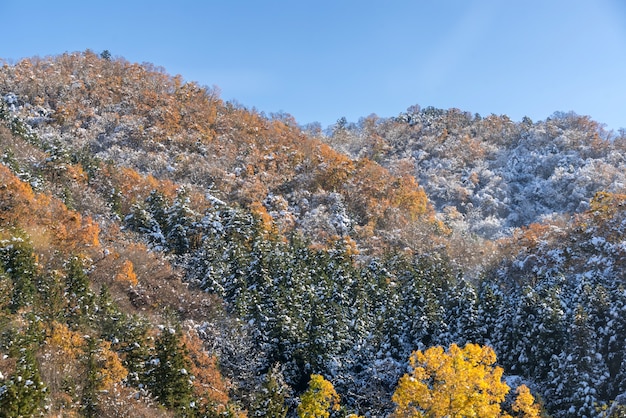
{"left": 0, "top": 50, "right": 625, "bottom": 417}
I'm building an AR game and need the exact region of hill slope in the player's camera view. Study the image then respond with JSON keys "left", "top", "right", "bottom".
{"left": 324, "top": 106, "right": 626, "bottom": 238}
{"left": 0, "top": 51, "right": 440, "bottom": 255}
{"left": 1, "top": 51, "right": 626, "bottom": 417}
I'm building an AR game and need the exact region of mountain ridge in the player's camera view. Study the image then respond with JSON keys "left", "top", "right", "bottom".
{"left": 1, "top": 50, "right": 626, "bottom": 417}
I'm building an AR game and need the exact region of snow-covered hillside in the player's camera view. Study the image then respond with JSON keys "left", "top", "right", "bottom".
{"left": 2, "top": 51, "right": 626, "bottom": 417}
{"left": 326, "top": 107, "right": 626, "bottom": 239}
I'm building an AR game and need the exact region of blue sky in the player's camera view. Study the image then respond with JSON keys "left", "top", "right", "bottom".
{"left": 2, "top": 1, "right": 625, "bottom": 130}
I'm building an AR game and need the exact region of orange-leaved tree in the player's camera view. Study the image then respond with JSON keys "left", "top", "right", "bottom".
{"left": 181, "top": 331, "right": 232, "bottom": 414}
{"left": 392, "top": 343, "right": 542, "bottom": 418}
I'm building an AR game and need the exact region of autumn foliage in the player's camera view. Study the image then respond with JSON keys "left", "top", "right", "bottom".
{"left": 0, "top": 163, "right": 100, "bottom": 255}
{"left": 392, "top": 344, "right": 541, "bottom": 418}
{"left": 181, "top": 331, "right": 232, "bottom": 412}
{"left": 3, "top": 50, "right": 625, "bottom": 417}
{"left": 297, "top": 374, "right": 341, "bottom": 418}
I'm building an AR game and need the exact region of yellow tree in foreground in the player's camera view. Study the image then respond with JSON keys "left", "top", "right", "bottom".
{"left": 297, "top": 374, "right": 340, "bottom": 418}
{"left": 392, "top": 343, "right": 541, "bottom": 418}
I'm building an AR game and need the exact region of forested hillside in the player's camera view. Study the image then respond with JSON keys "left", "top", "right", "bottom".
{"left": 0, "top": 50, "right": 625, "bottom": 417}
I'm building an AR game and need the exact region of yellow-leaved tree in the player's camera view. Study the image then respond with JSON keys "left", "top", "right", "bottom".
{"left": 391, "top": 343, "right": 542, "bottom": 418}
{"left": 297, "top": 374, "right": 341, "bottom": 418}
{"left": 510, "top": 384, "right": 542, "bottom": 418}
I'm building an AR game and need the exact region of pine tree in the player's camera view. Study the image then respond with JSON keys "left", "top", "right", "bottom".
{"left": 144, "top": 189, "right": 170, "bottom": 246}
{"left": 0, "top": 231, "right": 37, "bottom": 313}
{"left": 82, "top": 336, "right": 100, "bottom": 418}
{"left": 498, "top": 285, "right": 566, "bottom": 381}
{"left": 100, "top": 50, "right": 112, "bottom": 61}
{"left": 440, "top": 277, "right": 480, "bottom": 346}
{"left": 113, "top": 314, "right": 152, "bottom": 388}
{"left": 0, "top": 268, "right": 13, "bottom": 327}
{"left": 0, "top": 348, "right": 46, "bottom": 416}
{"left": 545, "top": 305, "right": 609, "bottom": 417}
{"left": 79, "top": 334, "right": 128, "bottom": 417}
{"left": 146, "top": 326, "right": 195, "bottom": 414}
{"left": 475, "top": 279, "right": 509, "bottom": 348}
{"left": 35, "top": 269, "right": 66, "bottom": 325}
{"left": 64, "top": 255, "right": 95, "bottom": 327}
{"left": 126, "top": 197, "right": 167, "bottom": 250}
{"left": 610, "top": 289, "right": 626, "bottom": 396}
{"left": 164, "top": 187, "right": 199, "bottom": 255}
{"left": 250, "top": 364, "right": 290, "bottom": 418}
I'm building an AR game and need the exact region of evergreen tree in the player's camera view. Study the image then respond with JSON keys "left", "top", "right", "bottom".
{"left": 126, "top": 202, "right": 158, "bottom": 235}
{"left": 126, "top": 193, "right": 169, "bottom": 250}
{"left": 82, "top": 336, "right": 100, "bottom": 418}
{"left": 545, "top": 305, "right": 609, "bottom": 417}
{"left": 35, "top": 269, "right": 66, "bottom": 324}
{"left": 0, "top": 348, "right": 46, "bottom": 416}
{"left": 146, "top": 190, "right": 169, "bottom": 228}
{"left": 114, "top": 314, "right": 152, "bottom": 388}
{"left": 250, "top": 364, "right": 290, "bottom": 418}
{"left": 609, "top": 288, "right": 626, "bottom": 396}
{"left": 100, "top": 49, "right": 112, "bottom": 60}
{"left": 64, "top": 256, "right": 95, "bottom": 327}
{"left": 0, "top": 268, "right": 13, "bottom": 328}
{"left": 0, "top": 231, "right": 37, "bottom": 313}
{"left": 164, "top": 187, "right": 200, "bottom": 255}
{"left": 439, "top": 277, "right": 480, "bottom": 346}
{"left": 146, "top": 326, "right": 195, "bottom": 414}
{"left": 475, "top": 279, "right": 509, "bottom": 348}
{"left": 498, "top": 284, "right": 566, "bottom": 380}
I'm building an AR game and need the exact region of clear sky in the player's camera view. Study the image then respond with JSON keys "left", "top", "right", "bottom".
{"left": 2, "top": 0, "right": 625, "bottom": 130}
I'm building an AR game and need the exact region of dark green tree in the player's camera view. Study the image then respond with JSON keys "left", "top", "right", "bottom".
{"left": 36, "top": 269, "right": 66, "bottom": 324}
{"left": 545, "top": 304, "right": 609, "bottom": 417}
{"left": 82, "top": 336, "right": 100, "bottom": 418}
{"left": 145, "top": 190, "right": 169, "bottom": 232}
{"left": 0, "top": 349, "right": 46, "bottom": 416}
{"left": 146, "top": 326, "right": 195, "bottom": 414}
{"left": 164, "top": 188, "right": 200, "bottom": 255}
{"left": 0, "top": 231, "right": 37, "bottom": 313}
{"left": 64, "top": 256, "right": 95, "bottom": 327}
{"left": 112, "top": 314, "right": 152, "bottom": 388}
{"left": 250, "top": 364, "right": 290, "bottom": 418}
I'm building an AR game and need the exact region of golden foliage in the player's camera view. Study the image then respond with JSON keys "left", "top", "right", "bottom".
{"left": 391, "top": 175, "right": 432, "bottom": 222}
{"left": 462, "top": 134, "right": 485, "bottom": 156}
{"left": 344, "top": 158, "right": 435, "bottom": 247}
{"left": 0, "top": 164, "right": 100, "bottom": 257}
{"left": 313, "top": 143, "right": 355, "bottom": 192}
{"left": 510, "top": 385, "right": 542, "bottom": 418}
{"left": 391, "top": 343, "right": 543, "bottom": 418}
{"left": 115, "top": 259, "right": 138, "bottom": 287}
{"left": 181, "top": 331, "right": 231, "bottom": 410}
{"left": 249, "top": 200, "right": 274, "bottom": 232}
{"left": 0, "top": 163, "right": 35, "bottom": 226}
{"left": 102, "top": 165, "right": 179, "bottom": 215}
{"left": 589, "top": 191, "right": 626, "bottom": 222}
{"left": 47, "top": 321, "right": 86, "bottom": 357}
{"left": 2, "top": 51, "right": 221, "bottom": 143}
{"left": 297, "top": 374, "right": 341, "bottom": 418}
{"left": 513, "top": 223, "right": 553, "bottom": 250}
{"left": 40, "top": 322, "right": 87, "bottom": 413}
{"left": 96, "top": 340, "right": 128, "bottom": 391}
{"left": 392, "top": 343, "right": 509, "bottom": 418}
{"left": 42, "top": 323, "right": 127, "bottom": 392}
